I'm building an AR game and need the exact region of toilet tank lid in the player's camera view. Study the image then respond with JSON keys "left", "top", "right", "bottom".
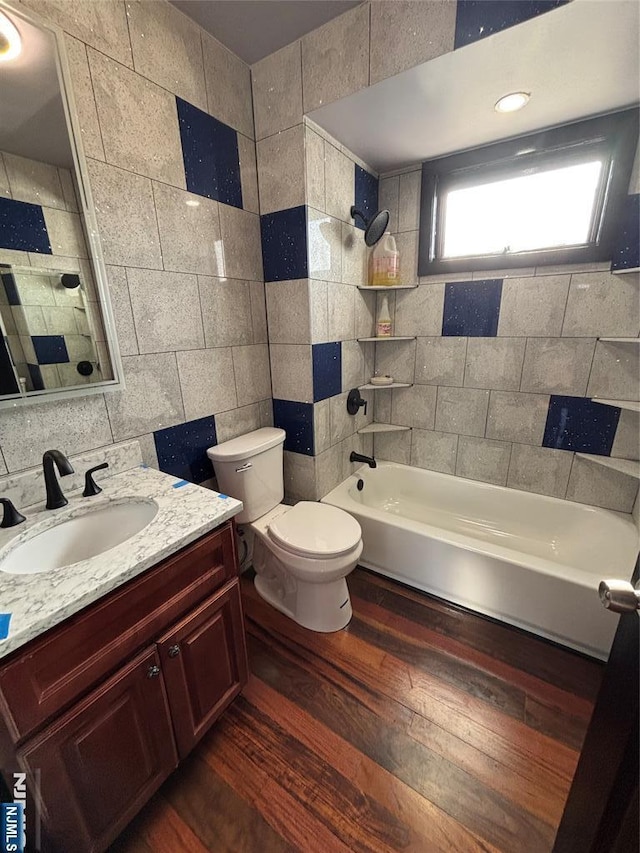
{"left": 207, "top": 427, "right": 285, "bottom": 462}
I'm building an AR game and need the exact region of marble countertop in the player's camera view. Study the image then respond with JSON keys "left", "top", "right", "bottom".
{"left": 0, "top": 466, "right": 243, "bottom": 660}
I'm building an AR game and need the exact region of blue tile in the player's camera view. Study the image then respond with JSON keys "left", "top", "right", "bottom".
{"left": 611, "top": 193, "right": 640, "bottom": 271}
{"left": 312, "top": 342, "right": 342, "bottom": 402}
{"left": 442, "top": 279, "right": 502, "bottom": 336}
{"left": 354, "top": 165, "right": 379, "bottom": 231}
{"left": 1, "top": 273, "right": 21, "bottom": 305}
{"left": 272, "top": 399, "right": 314, "bottom": 456}
{"left": 32, "top": 335, "right": 69, "bottom": 365}
{"left": 176, "top": 97, "right": 243, "bottom": 209}
{"left": 454, "top": 1, "right": 567, "bottom": 49}
{"left": 261, "top": 206, "right": 308, "bottom": 282}
{"left": 0, "top": 338, "right": 19, "bottom": 395}
{"left": 0, "top": 197, "right": 52, "bottom": 254}
{"left": 543, "top": 396, "right": 620, "bottom": 456}
{"left": 27, "top": 363, "right": 44, "bottom": 391}
{"left": 154, "top": 415, "right": 217, "bottom": 483}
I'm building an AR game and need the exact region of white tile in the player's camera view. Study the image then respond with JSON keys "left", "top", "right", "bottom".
{"left": 330, "top": 392, "right": 358, "bottom": 444}
{"left": 256, "top": 125, "right": 305, "bottom": 214}
{"left": 284, "top": 450, "right": 317, "bottom": 501}
{"left": 391, "top": 385, "right": 437, "bottom": 429}
{"left": 238, "top": 133, "right": 259, "bottom": 214}
{"left": 3, "top": 153, "right": 65, "bottom": 209}
{"left": 373, "top": 430, "right": 412, "bottom": 464}
{"left": 370, "top": 0, "right": 456, "bottom": 84}
{"left": 302, "top": 5, "right": 369, "bottom": 112}
{"left": 562, "top": 271, "right": 640, "bottom": 337}
{"left": 269, "top": 344, "right": 312, "bottom": 402}
{"left": 232, "top": 344, "right": 272, "bottom": 405}
{"left": 395, "top": 284, "right": 444, "bottom": 337}
{"left": 374, "top": 339, "right": 417, "bottom": 384}
{"left": 63, "top": 35, "right": 105, "bottom": 161}
{"left": 153, "top": 183, "right": 221, "bottom": 276}
{"left": 355, "top": 288, "right": 376, "bottom": 339}
{"left": 566, "top": 456, "right": 638, "bottom": 513}
{"left": 611, "top": 410, "right": 640, "bottom": 460}
{"left": 42, "top": 209, "right": 88, "bottom": 259}
{"left": 136, "top": 433, "right": 159, "bottom": 469}
{"left": 456, "top": 436, "right": 511, "bottom": 486}
{"left": 411, "top": 429, "right": 458, "bottom": 474}
{"left": 248, "top": 280, "right": 268, "bottom": 343}
{"left": 23, "top": 0, "right": 133, "bottom": 65}
{"left": 327, "top": 283, "right": 355, "bottom": 341}
{"left": 396, "top": 230, "right": 418, "bottom": 285}
{"left": 218, "top": 205, "right": 263, "bottom": 281}
{"left": 105, "top": 353, "right": 184, "bottom": 441}
{"left": 265, "top": 280, "right": 311, "bottom": 344}
{"left": 341, "top": 222, "right": 368, "bottom": 286}
{"left": 587, "top": 340, "right": 640, "bottom": 401}
{"left": 315, "top": 443, "right": 343, "bottom": 497}
{"left": 87, "top": 159, "right": 161, "bottom": 269}
{"left": 252, "top": 41, "right": 303, "bottom": 140}
{"left": 398, "top": 170, "right": 421, "bottom": 232}
{"left": 258, "top": 398, "right": 273, "bottom": 428}
{"left": 127, "top": 269, "right": 203, "bottom": 353}
{"left": 199, "top": 276, "right": 253, "bottom": 347}
{"left": 176, "top": 348, "right": 237, "bottom": 420}
{"left": 520, "top": 338, "right": 596, "bottom": 396}
{"left": 507, "top": 444, "right": 572, "bottom": 499}
{"left": 89, "top": 49, "right": 185, "bottom": 188}
{"left": 313, "top": 399, "right": 332, "bottom": 454}
{"left": 415, "top": 337, "right": 466, "bottom": 386}
{"left": 310, "top": 279, "right": 329, "bottom": 342}
{"left": 341, "top": 340, "right": 366, "bottom": 392}
{"left": 324, "top": 143, "right": 353, "bottom": 223}
{"left": 435, "top": 387, "right": 489, "bottom": 437}
{"left": 127, "top": 0, "right": 207, "bottom": 109}
{"left": 379, "top": 175, "right": 400, "bottom": 234}
{"left": 202, "top": 31, "right": 254, "bottom": 138}
{"left": 464, "top": 338, "right": 525, "bottom": 391}
{"left": 215, "top": 403, "right": 262, "bottom": 444}
{"left": 308, "top": 208, "right": 342, "bottom": 283}
{"left": 58, "top": 168, "right": 79, "bottom": 213}
{"left": 305, "top": 126, "right": 326, "bottom": 211}
{"left": 486, "top": 391, "right": 550, "bottom": 445}
{"left": 0, "top": 155, "right": 10, "bottom": 198}
{"left": 498, "top": 275, "right": 570, "bottom": 337}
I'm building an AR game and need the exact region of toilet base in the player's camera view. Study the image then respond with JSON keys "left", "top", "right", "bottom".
{"left": 254, "top": 574, "right": 353, "bottom": 633}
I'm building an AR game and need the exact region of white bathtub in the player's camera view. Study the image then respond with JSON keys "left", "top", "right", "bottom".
{"left": 322, "top": 461, "right": 639, "bottom": 659}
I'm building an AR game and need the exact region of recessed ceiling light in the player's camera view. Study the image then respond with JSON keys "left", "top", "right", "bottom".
{"left": 495, "top": 92, "right": 530, "bottom": 113}
{"left": 0, "top": 12, "right": 21, "bottom": 63}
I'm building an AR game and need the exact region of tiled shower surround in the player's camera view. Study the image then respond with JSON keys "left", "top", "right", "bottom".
{"left": 0, "top": 0, "right": 637, "bottom": 517}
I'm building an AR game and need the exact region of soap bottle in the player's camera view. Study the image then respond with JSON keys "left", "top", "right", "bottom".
{"left": 371, "top": 233, "right": 400, "bottom": 286}
{"left": 376, "top": 294, "right": 392, "bottom": 337}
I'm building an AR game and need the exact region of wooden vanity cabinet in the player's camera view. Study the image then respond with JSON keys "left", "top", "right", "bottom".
{"left": 0, "top": 521, "right": 248, "bottom": 853}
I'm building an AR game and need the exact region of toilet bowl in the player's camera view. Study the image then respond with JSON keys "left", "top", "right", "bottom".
{"left": 207, "top": 428, "right": 362, "bottom": 632}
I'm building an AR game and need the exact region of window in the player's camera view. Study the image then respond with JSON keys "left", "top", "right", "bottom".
{"left": 418, "top": 109, "right": 639, "bottom": 275}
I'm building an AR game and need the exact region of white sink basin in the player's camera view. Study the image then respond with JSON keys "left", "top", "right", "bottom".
{"left": 0, "top": 498, "right": 159, "bottom": 574}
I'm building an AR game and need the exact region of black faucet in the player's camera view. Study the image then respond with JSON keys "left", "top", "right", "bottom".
{"left": 350, "top": 451, "right": 377, "bottom": 469}
{"left": 43, "top": 450, "right": 75, "bottom": 510}
{"left": 0, "top": 498, "right": 25, "bottom": 528}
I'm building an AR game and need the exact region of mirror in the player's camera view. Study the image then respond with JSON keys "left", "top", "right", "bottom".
{"left": 0, "top": 2, "right": 121, "bottom": 405}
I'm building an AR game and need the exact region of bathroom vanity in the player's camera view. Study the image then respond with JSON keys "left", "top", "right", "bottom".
{"left": 0, "top": 467, "right": 247, "bottom": 853}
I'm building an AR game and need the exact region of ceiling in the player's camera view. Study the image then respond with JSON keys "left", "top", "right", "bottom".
{"left": 0, "top": 10, "right": 73, "bottom": 169}
{"left": 172, "top": 0, "right": 359, "bottom": 64}
{"left": 309, "top": 0, "right": 640, "bottom": 172}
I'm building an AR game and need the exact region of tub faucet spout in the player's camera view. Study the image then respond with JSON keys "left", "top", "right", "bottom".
{"left": 350, "top": 451, "right": 377, "bottom": 469}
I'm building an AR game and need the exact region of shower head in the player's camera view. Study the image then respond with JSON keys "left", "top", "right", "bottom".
{"left": 350, "top": 206, "right": 390, "bottom": 247}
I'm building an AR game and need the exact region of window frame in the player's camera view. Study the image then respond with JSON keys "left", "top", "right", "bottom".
{"left": 418, "top": 109, "right": 639, "bottom": 276}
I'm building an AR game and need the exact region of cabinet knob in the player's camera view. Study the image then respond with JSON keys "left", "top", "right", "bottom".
{"left": 168, "top": 644, "right": 181, "bottom": 658}
{"left": 147, "top": 664, "right": 161, "bottom": 678}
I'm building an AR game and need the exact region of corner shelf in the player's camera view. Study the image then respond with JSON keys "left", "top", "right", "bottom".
{"left": 357, "top": 423, "right": 411, "bottom": 435}
{"left": 359, "top": 382, "right": 412, "bottom": 390}
{"left": 591, "top": 398, "right": 640, "bottom": 413}
{"left": 612, "top": 267, "right": 640, "bottom": 275}
{"left": 357, "top": 336, "right": 416, "bottom": 342}
{"left": 576, "top": 453, "right": 640, "bottom": 480}
{"left": 598, "top": 337, "right": 640, "bottom": 344}
{"left": 357, "top": 284, "right": 417, "bottom": 291}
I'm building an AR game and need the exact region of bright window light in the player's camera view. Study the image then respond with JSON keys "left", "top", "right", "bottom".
{"left": 442, "top": 160, "right": 603, "bottom": 259}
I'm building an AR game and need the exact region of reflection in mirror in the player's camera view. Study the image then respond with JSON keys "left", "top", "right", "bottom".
{"left": 0, "top": 3, "right": 120, "bottom": 405}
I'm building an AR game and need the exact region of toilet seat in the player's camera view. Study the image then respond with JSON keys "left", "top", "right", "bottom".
{"left": 268, "top": 501, "right": 361, "bottom": 559}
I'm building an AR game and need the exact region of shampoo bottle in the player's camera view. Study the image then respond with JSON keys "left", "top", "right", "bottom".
{"left": 371, "top": 233, "right": 399, "bottom": 286}
{"left": 376, "top": 294, "right": 392, "bottom": 337}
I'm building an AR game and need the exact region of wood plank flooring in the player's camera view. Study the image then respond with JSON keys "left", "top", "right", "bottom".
{"left": 110, "top": 568, "right": 604, "bottom": 853}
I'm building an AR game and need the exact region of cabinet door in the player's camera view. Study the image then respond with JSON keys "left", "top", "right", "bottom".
{"left": 18, "top": 648, "right": 177, "bottom": 853}
{"left": 158, "top": 580, "right": 248, "bottom": 758}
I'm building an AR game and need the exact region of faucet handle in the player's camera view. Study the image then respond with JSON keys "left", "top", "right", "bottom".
{"left": 0, "top": 498, "right": 25, "bottom": 528}
{"left": 347, "top": 388, "right": 368, "bottom": 416}
{"left": 83, "top": 462, "right": 109, "bottom": 497}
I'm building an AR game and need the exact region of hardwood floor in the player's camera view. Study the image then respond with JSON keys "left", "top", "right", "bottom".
{"left": 110, "top": 568, "right": 603, "bottom": 853}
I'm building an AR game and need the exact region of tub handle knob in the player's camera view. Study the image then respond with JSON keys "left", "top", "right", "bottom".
{"left": 347, "top": 388, "right": 367, "bottom": 416}
{"left": 598, "top": 579, "right": 640, "bottom": 614}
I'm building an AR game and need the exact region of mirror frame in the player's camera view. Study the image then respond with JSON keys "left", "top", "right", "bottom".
{"left": 0, "top": 0, "right": 124, "bottom": 408}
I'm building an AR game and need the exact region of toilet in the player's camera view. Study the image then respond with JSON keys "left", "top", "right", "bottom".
{"left": 207, "top": 428, "right": 362, "bottom": 632}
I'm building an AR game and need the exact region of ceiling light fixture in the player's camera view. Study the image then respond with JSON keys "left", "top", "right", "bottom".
{"left": 0, "top": 12, "right": 21, "bottom": 63}
{"left": 495, "top": 92, "right": 530, "bottom": 113}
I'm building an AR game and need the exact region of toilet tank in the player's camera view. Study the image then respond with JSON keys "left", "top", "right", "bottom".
{"left": 207, "top": 428, "right": 285, "bottom": 523}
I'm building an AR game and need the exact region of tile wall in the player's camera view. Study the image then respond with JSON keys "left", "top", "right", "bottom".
{"left": 0, "top": 0, "right": 270, "bottom": 488}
